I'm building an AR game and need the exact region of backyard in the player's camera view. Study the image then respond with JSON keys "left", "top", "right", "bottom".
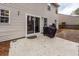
{"left": 56, "top": 29, "right": 79, "bottom": 43}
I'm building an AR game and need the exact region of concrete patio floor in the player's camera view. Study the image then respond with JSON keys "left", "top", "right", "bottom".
{"left": 9, "top": 35, "right": 79, "bottom": 56}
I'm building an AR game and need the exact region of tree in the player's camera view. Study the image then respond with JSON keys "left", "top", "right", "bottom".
{"left": 74, "top": 8, "right": 79, "bottom": 15}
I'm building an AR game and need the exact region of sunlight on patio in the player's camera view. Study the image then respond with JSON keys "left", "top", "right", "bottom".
{"left": 9, "top": 35, "right": 79, "bottom": 56}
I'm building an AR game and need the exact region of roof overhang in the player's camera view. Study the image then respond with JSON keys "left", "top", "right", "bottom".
{"left": 51, "top": 3, "right": 59, "bottom": 7}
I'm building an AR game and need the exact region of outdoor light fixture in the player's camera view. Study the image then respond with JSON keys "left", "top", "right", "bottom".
{"left": 47, "top": 3, "right": 51, "bottom": 11}
{"left": 18, "top": 11, "right": 20, "bottom": 16}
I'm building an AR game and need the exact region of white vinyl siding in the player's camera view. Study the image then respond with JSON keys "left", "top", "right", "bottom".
{"left": 0, "top": 3, "right": 58, "bottom": 42}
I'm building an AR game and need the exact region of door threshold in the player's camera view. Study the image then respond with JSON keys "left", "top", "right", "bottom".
{"left": 27, "top": 35, "right": 37, "bottom": 39}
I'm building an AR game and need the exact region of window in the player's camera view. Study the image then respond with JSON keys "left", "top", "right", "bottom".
{"left": 44, "top": 18, "right": 47, "bottom": 27}
{"left": 0, "top": 9, "right": 9, "bottom": 24}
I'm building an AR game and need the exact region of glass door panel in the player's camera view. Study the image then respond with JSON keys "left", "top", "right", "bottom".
{"left": 27, "top": 15, "right": 34, "bottom": 34}
{"left": 35, "top": 17, "right": 40, "bottom": 33}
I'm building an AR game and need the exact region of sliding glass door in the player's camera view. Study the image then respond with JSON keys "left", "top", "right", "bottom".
{"left": 27, "top": 15, "right": 40, "bottom": 35}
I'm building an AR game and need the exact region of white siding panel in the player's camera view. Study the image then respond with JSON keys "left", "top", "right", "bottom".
{"left": 0, "top": 4, "right": 25, "bottom": 42}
